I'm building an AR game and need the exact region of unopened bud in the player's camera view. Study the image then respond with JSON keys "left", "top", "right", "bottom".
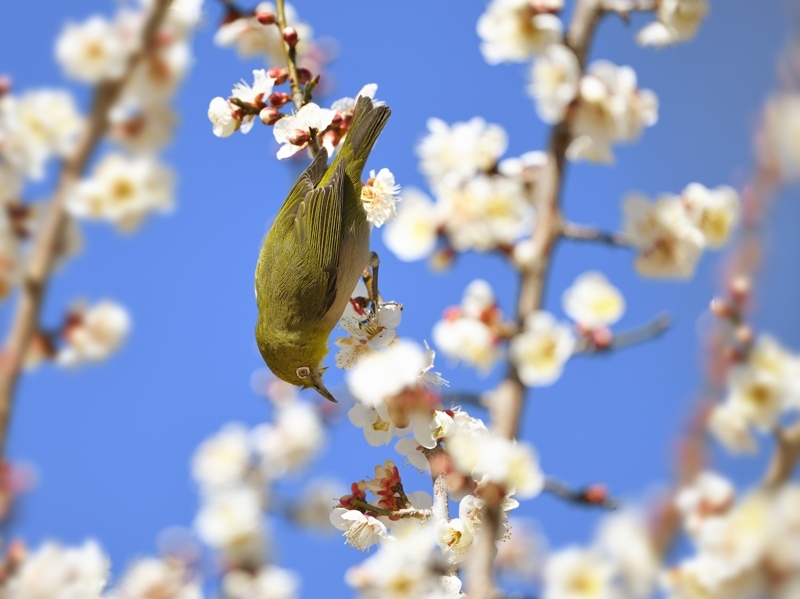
{"left": 709, "top": 298, "right": 732, "bottom": 319}
{"left": 282, "top": 26, "right": 298, "bottom": 47}
{"left": 734, "top": 324, "right": 754, "bottom": 348}
{"left": 0, "top": 76, "right": 11, "bottom": 96}
{"left": 288, "top": 128, "right": 310, "bottom": 146}
{"left": 429, "top": 247, "right": 455, "bottom": 272}
{"left": 6, "top": 539, "right": 25, "bottom": 568}
{"left": 582, "top": 484, "right": 608, "bottom": 505}
{"left": 268, "top": 92, "right": 291, "bottom": 108}
{"left": 723, "top": 345, "right": 744, "bottom": 363}
{"left": 729, "top": 275, "right": 751, "bottom": 304}
{"left": 267, "top": 67, "right": 289, "bottom": 85}
{"left": 255, "top": 11, "right": 275, "bottom": 25}
{"left": 590, "top": 327, "right": 613, "bottom": 349}
{"left": 330, "top": 112, "right": 344, "bottom": 126}
{"left": 259, "top": 107, "right": 281, "bottom": 125}
{"left": 296, "top": 68, "right": 312, "bottom": 84}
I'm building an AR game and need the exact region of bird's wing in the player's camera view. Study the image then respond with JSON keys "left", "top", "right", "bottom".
{"left": 275, "top": 147, "right": 329, "bottom": 222}
{"left": 292, "top": 157, "right": 346, "bottom": 318}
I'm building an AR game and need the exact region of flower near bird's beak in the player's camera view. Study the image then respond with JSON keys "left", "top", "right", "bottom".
{"left": 310, "top": 368, "right": 338, "bottom": 403}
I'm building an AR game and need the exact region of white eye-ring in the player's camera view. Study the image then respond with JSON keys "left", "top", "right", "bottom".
{"left": 296, "top": 366, "right": 311, "bottom": 379}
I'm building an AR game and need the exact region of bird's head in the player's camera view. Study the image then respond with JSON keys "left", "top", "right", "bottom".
{"left": 294, "top": 365, "right": 337, "bottom": 403}
{"left": 257, "top": 331, "right": 338, "bottom": 403}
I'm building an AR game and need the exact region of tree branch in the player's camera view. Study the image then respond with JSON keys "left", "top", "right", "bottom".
{"left": 561, "top": 221, "right": 635, "bottom": 247}
{"left": 573, "top": 313, "right": 671, "bottom": 354}
{"left": 0, "top": 0, "right": 173, "bottom": 458}
{"left": 544, "top": 477, "right": 619, "bottom": 510}
{"left": 763, "top": 421, "right": 800, "bottom": 489}
{"left": 275, "top": 0, "right": 304, "bottom": 111}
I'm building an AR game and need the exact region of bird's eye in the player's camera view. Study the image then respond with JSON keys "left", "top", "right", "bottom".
{"left": 296, "top": 366, "right": 311, "bottom": 379}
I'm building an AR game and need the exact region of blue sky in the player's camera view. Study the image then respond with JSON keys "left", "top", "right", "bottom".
{"left": 0, "top": 0, "right": 797, "bottom": 596}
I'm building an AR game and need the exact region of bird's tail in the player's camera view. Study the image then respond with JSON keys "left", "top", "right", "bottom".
{"left": 340, "top": 95, "right": 391, "bottom": 176}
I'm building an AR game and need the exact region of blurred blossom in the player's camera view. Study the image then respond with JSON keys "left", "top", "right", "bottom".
{"left": 594, "top": 510, "right": 659, "bottom": 599}
{"left": 361, "top": 168, "right": 401, "bottom": 227}
{"left": 637, "top": 0, "right": 709, "bottom": 47}
{"left": 222, "top": 566, "right": 300, "bottom": 599}
{"left": 57, "top": 299, "right": 131, "bottom": 367}
{"left": 763, "top": 93, "right": 800, "bottom": 181}
{"left": 680, "top": 183, "right": 740, "bottom": 249}
{"left": 529, "top": 44, "right": 580, "bottom": 124}
{"left": 105, "top": 557, "right": 201, "bottom": 599}
{"left": 214, "top": 2, "right": 314, "bottom": 66}
{"left": 293, "top": 478, "right": 346, "bottom": 529}
{"left": 623, "top": 193, "right": 705, "bottom": 279}
{"left": 251, "top": 400, "right": 324, "bottom": 478}
{"left": 477, "top": 0, "right": 564, "bottom": 64}
{"left": 417, "top": 118, "right": 507, "bottom": 191}
{"left": 495, "top": 517, "right": 548, "bottom": 581}
{"left": 194, "top": 485, "right": 265, "bottom": 561}
{"left": 708, "top": 402, "right": 758, "bottom": 455}
{"left": 568, "top": 61, "right": 658, "bottom": 164}
{"left": 542, "top": 547, "right": 616, "bottom": 599}
{"left": 0, "top": 90, "right": 83, "bottom": 179}
{"left": 66, "top": 153, "right": 174, "bottom": 232}
{"left": 509, "top": 311, "right": 575, "bottom": 387}
{"left": 346, "top": 339, "right": 428, "bottom": 408}
{"left": 382, "top": 188, "right": 438, "bottom": 262}
{"left": 191, "top": 423, "right": 252, "bottom": 491}
{"left": 125, "top": 36, "right": 194, "bottom": 103}
{"left": 55, "top": 16, "right": 130, "bottom": 83}
{"left": 7, "top": 540, "right": 110, "bottom": 599}
{"left": 448, "top": 429, "right": 544, "bottom": 499}
{"left": 561, "top": 271, "right": 625, "bottom": 330}
{"left": 676, "top": 471, "right": 736, "bottom": 537}
{"left": 110, "top": 101, "right": 177, "bottom": 153}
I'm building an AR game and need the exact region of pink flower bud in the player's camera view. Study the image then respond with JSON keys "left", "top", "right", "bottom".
{"left": 255, "top": 11, "right": 275, "bottom": 25}
{"left": 729, "top": 275, "right": 751, "bottom": 304}
{"left": 268, "top": 92, "right": 291, "bottom": 108}
{"left": 330, "top": 112, "right": 344, "bottom": 126}
{"left": 0, "top": 76, "right": 11, "bottom": 96}
{"left": 296, "top": 68, "right": 312, "bottom": 84}
{"left": 288, "top": 129, "right": 310, "bottom": 146}
{"left": 735, "top": 324, "right": 754, "bottom": 348}
{"left": 282, "top": 26, "right": 298, "bottom": 47}
{"left": 709, "top": 298, "right": 732, "bottom": 319}
{"left": 259, "top": 107, "right": 281, "bottom": 125}
{"left": 590, "top": 328, "right": 612, "bottom": 349}
{"left": 267, "top": 67, "right": 289, "bottom": 85}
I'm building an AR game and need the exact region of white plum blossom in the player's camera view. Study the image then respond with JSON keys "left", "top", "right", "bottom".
{"left": 55, "top": 16, "right": 129, "bottom": 83}
{"left": 214, "top": 2, "right": 314, "bottom": 66}
{"left": 191, "top": 423, "right": 252, "bottom": 490}
{"left": 542, "top": 547, "right": 616, "bottom": 599}
{"left": 763, "top": 94, "right": 800, "bottom": 181}
{"left": 194, "top": 485, "right": 265, "bottom": 558}
{"left": 434, "top": 517, "right": 474, "bottom": 564}
{"left": 7, "top": 540, "right": 110, "bottom": 599}
{"left": 125, "top": 35, "right": 193, "bottom": 102}
{"left": 510, "top": 311, "right": 575, "bottom": 387}
{"left": 708, "top": 402, "right": 758, "bottom": 455}
{"left": 638, "top": 0, "right": 709, "bottom": 47}
{"left": 107, "top": 558, "right": 201, "bottom": 599}
{"left": 622, "top": 193, "right": 706, "bottom": 279}
{"left": 293, "top": 478, "right": 347, "bottom": 529}
{"left": 273, "top": 102, "right": 335, "bottom": 159}
{"left": 561, "top": 271, "right": 625, "bottom": 330}
{"left": 66, "top": 153, "right": 174, "bottom": 232}
{"left": 347, "top": 339, "right": 429, "bottom": 408}
{"left": 594, "top": 510, "right": 660, "bottom": 599}
{"left": 335, "top": 303, "right": 402, "bottom": 370}
{"left": 417, "top": 117, "right": 508, "bottom": 190}
{"left": 251, "top": 401, "right": 324, "bottom": 478}
{"left": 110, "top": 101, "right": 176, "bottom": 153}
{"left": 477, "top": 0, "right": 564, "bottom": 64}
{"left": 57, "top": 300, "right": 131, "bottom": 367}
{"left": 222, "top": 566, "right": 300, "bottom": 599}
{"left": 681, "top": 183, "right": 740, "bottom": 248}
{"left": 529, "top": 44, "right": 580, "bottom": 124}
{"left": 448, "top": 430, "right": 544, "bottom": 498}
{"left": 437, "top": 174, "right": 534, "bottom": 252}
{"left": 349, "top": 402, "right": 399, "bottom": 446}
{"left": 229, "top": 69, "right": 276, "bottom": 134}
{"left": 330, "top": 508, "right": 389, "bottom": 551}
{"left": 208, "top": 97, "right": 239, "bottom": 138}
{"left": 361, "top": 168, "right": 401, "bottom": 227}
{"left": 410, "top": 410, "right": 455, "bottom": 450}
{"left": 420, "top": 341, "right": 449, "bottom": 390}
{"left": 568, "top": 61, "right": 658, "bottom": 164}
{"left": 725, "top": 365, "right": 788, "bottom": 431}
{"left": 433, "top": 315, "right": 501, "bottom": 373}
{"left": 395, "top": 436, "right": 430, "bottom": 470}
{"left": 330, "top": 83, "right": 379, "bottom": 114}
{"left": 382, "top": 188, "right": 439, "bottom": 262}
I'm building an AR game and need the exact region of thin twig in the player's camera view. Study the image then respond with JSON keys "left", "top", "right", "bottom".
{"left": 602, "top": 0, "right": 658, "bottom": 22}
{"left": 0, "top": 0, "right": 173, "bottom": 458}
{"left": 561, "top": 221, "right": 635, "bottom": 247}
{"left": 275, "top": 0, "right": 303, "bottom": 111}
{"left": 573, "top": 313, "right": 671, "bottom": 354}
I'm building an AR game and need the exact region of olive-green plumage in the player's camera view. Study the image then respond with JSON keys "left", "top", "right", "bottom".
{"left": 254, "top": 96, "right": 391, "bottom": 401}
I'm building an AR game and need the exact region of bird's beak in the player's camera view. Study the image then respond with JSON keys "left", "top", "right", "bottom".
{"left": 310, "top": 370, "right": 338, "bottom": 403}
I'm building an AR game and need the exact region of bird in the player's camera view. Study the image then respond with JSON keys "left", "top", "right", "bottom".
{"left": 254, "top": 95, "right": 391, "bottom": 402}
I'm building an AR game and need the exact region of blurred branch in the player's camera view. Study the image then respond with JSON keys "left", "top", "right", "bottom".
{"left": 544, "top": 477, "right": 619, "bottom": 510}
{"left": 602, "top": 0, "right": 658, "bottom": 22}
{"left": 471, "top": 2, "right": 607, "bottom": 598}
{"left": 0, "top": 0, "right": 173, "bottom": 458}
{"left": 561, "top": 221, "right": 635, "bottom": 247}
{"left": 763, "top": 421, "right": 800, "bottom": 489}
{"left": 573, "top": 313, "right": 671, "bottom": 354}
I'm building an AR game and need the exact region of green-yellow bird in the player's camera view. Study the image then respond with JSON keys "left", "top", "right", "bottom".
{"left": 255, "top": 95, "right": 391, "bottom": 402}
